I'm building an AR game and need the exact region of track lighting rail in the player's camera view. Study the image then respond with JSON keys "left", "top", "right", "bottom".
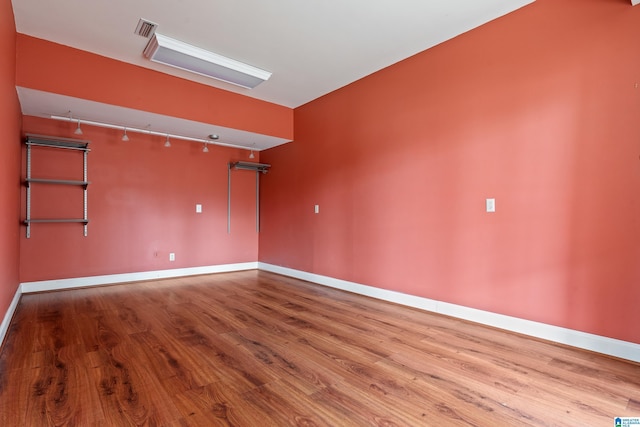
{"left": 50, "top": 115, "right": 254, "bottom": 151}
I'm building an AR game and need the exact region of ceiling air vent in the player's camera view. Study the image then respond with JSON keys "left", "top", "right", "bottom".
{"left": 134, "top": 19, "right": 158, "bottom": 38}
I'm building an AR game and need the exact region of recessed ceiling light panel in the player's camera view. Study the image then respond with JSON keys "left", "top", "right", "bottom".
{"left": 143, "top": 33, "right": 272, "bottom": 89}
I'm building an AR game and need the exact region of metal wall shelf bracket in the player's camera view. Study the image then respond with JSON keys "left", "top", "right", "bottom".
{"left": 24, "top": 134, "right": 91, "bottom": 238}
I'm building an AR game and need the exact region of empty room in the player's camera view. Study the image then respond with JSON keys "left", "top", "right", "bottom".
{"left": 1, "top": 0, "right": 639, "bottom": 425}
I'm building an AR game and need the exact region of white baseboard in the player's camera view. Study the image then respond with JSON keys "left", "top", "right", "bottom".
{"left": 258, "top": 262, "right": 640, "bottom": 363}
{"left": 20, "top": 262, "right": 258, "bottom": 294}
{"left": 10, "top": 261, "right": 640, "bottom": 363}
{"left": 0, "top": 285, "right": 22, "bottom": 349}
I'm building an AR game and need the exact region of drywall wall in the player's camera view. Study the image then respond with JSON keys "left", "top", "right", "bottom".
{"left": 259, "top": 0, "right": 640, "bottom": 344}
{"left": 15, "top": 34, "right": 293, "bottom": 141}
{"left": 0, "top": 0, "right": 21, "bottom": 326}
{"left": 15, "top": 32, "right": 292, "bottom": 283}
{"left": 20, "top": 116, "right": 260, "bottom": 281}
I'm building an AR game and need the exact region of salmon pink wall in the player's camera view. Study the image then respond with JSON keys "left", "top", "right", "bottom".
{"left": 259, "top": 0, "right": 640, "bottom": 344}
{"left": 0, "top": 0, "right": 21, "bottom": 322}
{"left": 20, "top": 116, "right": 259, "bottom": 282}
{"left": 16, "top": 35, "right": 293, "bottom": 140}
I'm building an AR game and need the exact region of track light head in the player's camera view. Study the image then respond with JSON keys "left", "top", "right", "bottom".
{"left": 74, "top": 120, "right": 83, "bottom": 135}
{"left": 122, "top": 128, "right": 130, "bottom": 142}
{"left": 164, "top": 135, "right": 171, "bottom": 147}
{"left": 203, "top": 143, "right": 209, "bottom": 153}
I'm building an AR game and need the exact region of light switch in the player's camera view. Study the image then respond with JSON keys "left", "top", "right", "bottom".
{"left": 486, "top": 198, "right": 496, "bottom": 213}
{"left": 196, "top": 204, "right": 202, "bottom": 213}
{"left": 314, "top": 205, "right": 320, "bottom": 214}
{"left": 169, "top": 253, "right": 175, "bottom": 261}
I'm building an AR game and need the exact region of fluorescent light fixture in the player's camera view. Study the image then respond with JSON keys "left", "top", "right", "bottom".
{"left": 143, "top": 33, "right": 272, "bottom": 89}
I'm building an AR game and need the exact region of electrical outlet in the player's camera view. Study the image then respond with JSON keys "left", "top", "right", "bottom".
{"left": 169, "top": 253, "right": 175, "bottom": 261}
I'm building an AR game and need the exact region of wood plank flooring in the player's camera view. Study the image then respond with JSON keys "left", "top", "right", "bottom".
{"left": 0, "top": 270, "right": 638, "bottom": 426}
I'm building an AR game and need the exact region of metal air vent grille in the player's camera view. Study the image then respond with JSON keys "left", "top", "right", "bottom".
{"left": 134, "top": 19, "right": 157, "bottom": 38}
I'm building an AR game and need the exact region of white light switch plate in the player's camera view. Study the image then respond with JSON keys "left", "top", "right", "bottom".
{"left": 314, "top": 205, "right": 320, "bottom": 214}
{"left": 196, "top": 204, "right": 202, "bottom": 213}
{"left": 486, "top": 198, "right": 496, "bottom": 213}
{"left": 169, "top": 253, "right": 175, "bottom": 261}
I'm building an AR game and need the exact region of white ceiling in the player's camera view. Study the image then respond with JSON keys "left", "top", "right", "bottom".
{"left": 12, "top": 0, "right": 535, "bottom": 149}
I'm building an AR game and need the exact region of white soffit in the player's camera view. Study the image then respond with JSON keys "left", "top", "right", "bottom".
{"left": 16, "top": 87, "right": 291, "bottom": 150}
{"left": 12, "top": 0, "right": 535, "bottom": 108}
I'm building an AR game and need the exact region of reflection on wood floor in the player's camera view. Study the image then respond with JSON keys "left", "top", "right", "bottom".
{"left": 0, "top": 270, "right": 638, "bottom": 426}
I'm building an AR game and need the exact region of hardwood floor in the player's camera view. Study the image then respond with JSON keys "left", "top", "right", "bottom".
{"left": 0, "top": 270, "right": 638, "bottom": 426}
